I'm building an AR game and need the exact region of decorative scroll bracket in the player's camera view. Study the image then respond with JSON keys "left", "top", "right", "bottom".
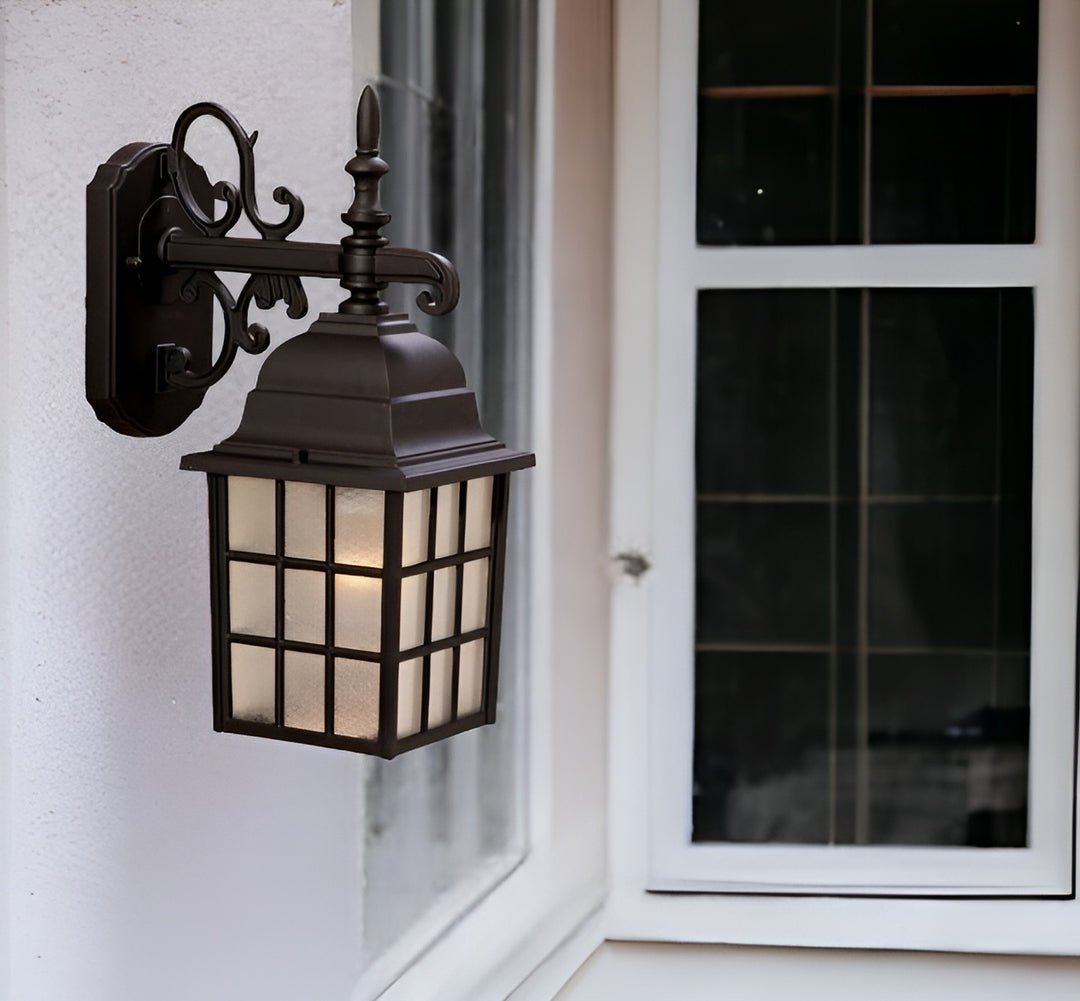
{"left": 86, "top": 87, "right": 460, "bottom": 437}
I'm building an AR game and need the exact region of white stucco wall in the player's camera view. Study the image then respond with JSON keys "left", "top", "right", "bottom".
{"left": 0, "top": 3, "right": 370, "bottom": 999}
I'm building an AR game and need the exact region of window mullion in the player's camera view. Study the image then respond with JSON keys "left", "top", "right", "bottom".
{"left": 691, "top": 244, "right": 1046, "bottom": 291}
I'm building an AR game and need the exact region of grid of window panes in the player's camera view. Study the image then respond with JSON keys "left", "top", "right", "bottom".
{"left": 693, "top": 288, "right": 1033, "bottom": 846}
{"left": 222, "top": 474, "right": 496, "bottom": 744}
{"left": 696, "top": 0, "right": 1037, "bottom": 245}
{"left": 692, "top": 0, "right": 1039, "bottom": 848}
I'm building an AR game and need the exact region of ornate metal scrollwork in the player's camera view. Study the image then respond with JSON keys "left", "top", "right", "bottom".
{"left": 87, "top": 87, "right": 465, "bottom": 438}
{"left": 162, "top": 103, "right": 309, "bottom": 391}
{"left": 152, "top": 89, "right": 461, "bottom": 394}
{"left": 168, "top": 102, "right": 305, "bottom": 241}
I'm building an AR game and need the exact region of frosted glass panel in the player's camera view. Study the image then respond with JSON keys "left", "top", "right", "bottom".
{"left": 400, "top": 573, "right": 427, "bottom": 651}
{"left": 335, "top": 658, "right": 380, "bottom": 739}
{"left": 229, "top": 561, "right": 276, "bottom": 637}
{"left": 284, "top": 569, "right": 325, "bottom": 644}
{"left": 398, "top": 658, "right": 423, "bottom": 737}
{"left": 428, "top": 648, "right": 454, "bottom": 727}
{"left": 457, "top": 640, "right": 485, "bottom": 716}
{"left": 432, "top": 567, "right": 456, "bottom": 640}
{"left": 402, "top": 489, "right": 431, "bottom": 566}
{"left": 284, "top": 651, "right": 324, "bottom": 731}
{"left": 464, "top": 476, "right": 493, "bottom": 550}
{"left": 461, "top": 558, "right": 489, "bottom": 633}
{"left": 336, "top": 488, "right": 385, "bottom": 567}
{"left": 231, "top": 643, "right": 275, "bottom": 723}
{"left": 435, "top": 482, "right": 461, "bottom": 558}
{"left": 228, "top": 476, "right": 276, "bottom": 554}
{"left": 285, "top": 481, "right": 326, "bottom": 560}
{"left": 335, "top": 575, "right": 382, "bottom": 651}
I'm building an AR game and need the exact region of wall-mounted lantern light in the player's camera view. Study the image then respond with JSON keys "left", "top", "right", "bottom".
{"left": 86, "top": 88, "right": 534, "bottom": 758}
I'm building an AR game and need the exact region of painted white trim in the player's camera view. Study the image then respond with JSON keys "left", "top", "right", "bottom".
{"left": 612, "top": 0, "right": 1080, "bottom": 922}
{"left": 504, "top": 909, "right": 607, "bottom": 1001}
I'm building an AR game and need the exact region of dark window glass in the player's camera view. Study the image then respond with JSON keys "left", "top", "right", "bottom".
{"left": 695, "top": 0, "right": 1037, "bottom": 245}
{"left": 697, "top": 96, "right": 840, "bottom": 246}
{"left": 698, "top": 0, "right": 839, "bottom": 87}
{"left": 695, "top": 652, "right": 833, "bottom": 843}
{"left": 873, "top": 0, "right": 1038, "bottom": 86}
{"left": 870, "top": 95, "right": 1036, "bottom": 244}
{"left": 693, "top": 288, "right": 1033, "bottom": 846}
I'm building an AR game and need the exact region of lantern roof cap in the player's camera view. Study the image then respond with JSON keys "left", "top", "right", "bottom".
{"left": 180, "top": 310, "right": 533, "bottom": 491}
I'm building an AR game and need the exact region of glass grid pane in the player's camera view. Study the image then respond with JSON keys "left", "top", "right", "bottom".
{"left": 692, "top": 289, "right": 1033, "bottom": 847}
{"left": 228, "top": 562, "right": 276, "bottom": 638}
{"left": 284, "top": 650, "right": 325, "bottom": 732}
{"left": 696, "top": 0, "right": 1037, "bottom": 245}
{"left": 335, "top": 658, "right": 381, "bottom": 740}
{"left": 285, "top": 481, "right": 326, "bottom": 560}
{"left": 228, "top": 476, "right": 276, "bottom": 553}
{"left": 231, "top": 643, "right": 276, "bottom": 724}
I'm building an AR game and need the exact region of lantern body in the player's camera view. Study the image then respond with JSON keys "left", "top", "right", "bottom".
{"left": 207, "top": 471, "right": 511, "bottom": 757}
{"left": 182, "top": 309, "right": 532, "bottom": 756}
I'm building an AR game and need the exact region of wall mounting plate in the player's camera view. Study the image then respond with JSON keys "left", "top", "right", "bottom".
{"left": 86, "top": 142, "right": 214, "bottom": 436}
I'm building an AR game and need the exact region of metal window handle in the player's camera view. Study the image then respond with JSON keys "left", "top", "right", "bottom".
{"left": 614, "top": 550, "right": 651, "bottom": 580}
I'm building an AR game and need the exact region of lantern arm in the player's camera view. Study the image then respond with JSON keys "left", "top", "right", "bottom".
{"left": 372, "top": 247, "right": 460, "bottom": 317}
{"left": 157, "top": 235, "right": 460, "bottom": 313}
{"left": 86, "top": 87, "right": 460, "bottom": 437}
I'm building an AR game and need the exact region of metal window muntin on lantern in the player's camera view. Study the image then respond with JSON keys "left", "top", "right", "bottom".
{"left": 197, "top": 462, "right": 516, "bottom": 759}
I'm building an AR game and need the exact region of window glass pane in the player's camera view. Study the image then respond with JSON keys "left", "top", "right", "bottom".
{"left": 284, "top": 569, "right": 325, "bottom": 645}
{"left": 697, "top": 95, "right": 839, "bottom": 246}
{"left": 695, "top": 651, "right": 832, "bottom": 843}
{"left": 698, "top": 0, "right": 839, "bottom": 87}
{"left": 432, "top": 567, "right": 456, "bottom": 641}
{"left": 435, "top": 483, "right": 460, "bottom": 558}
{"left": 284, "top": 481, "right": 326, "bottom": 560}
{"left": 869, "top": 95, "right": 1036, "bottom": 244}
{"left": 227, "top": 476, "right": 276, "bottom": 554}
{"left": 230, "top": 643, "right": 276, "bottom": 724}
{"left": 398, "top": 658, "right": 423, "bottom": 738}
{"left": 873, "top": 0, "right": 1037, "bottom": 86}
{"left": 696, "top": 0, "right": 1037, "bottom": 245}
{"left": 457, "top": 639, "right": 485, "bottom": 717}
{"left": 400, "top": 573, "right": 427, "bottom": 651}
{"left": 464, "top": 476, "right": 494, "bottom": 550}
{"left": 402, "top": 488, "right": 432, "bottom": 566}
{"left": 361, "top": 0, "right": 533, "bottom": 966}
{"left": 334, "top": 658, "right": 380, "bottom": 740}
{"left": 335, "top": 574, "right": 382, "bottom": 653}
{"left": 335, "top": 487, "right": 385, "bottom": 568}
{"left": 284, "top": 650, "right": 325, "bottom": 732}
{"left": 428, "top": 648, "right": 455, "bottom": 728}
{"left": 228, "top": 561, "right": 276, "bottom": 638}
{"left": 867, "top": 653, "right": 1028, "bottom": 846}
{"left": 693, "top": 288, "right": 1033, "bottom": 846}
{"left": 461, "top": 558, "right": 489, "bottom": 633}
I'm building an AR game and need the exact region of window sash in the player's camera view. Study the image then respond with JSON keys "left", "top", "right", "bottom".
{"left": 645, "top": 0, "right": 1079, "bottom": 896}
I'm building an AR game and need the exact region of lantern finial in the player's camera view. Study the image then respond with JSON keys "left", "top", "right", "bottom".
{"left": 340, "top": 85, "right": 391, "bottom": 316}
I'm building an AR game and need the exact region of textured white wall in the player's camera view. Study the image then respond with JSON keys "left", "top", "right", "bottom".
{"left": 0, "top": 2, "right": 370, "bottom": 999}
{"left": 556, "top": 942, "right": 1080, "bottom": 1001}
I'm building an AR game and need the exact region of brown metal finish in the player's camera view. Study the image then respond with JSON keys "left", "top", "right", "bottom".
{"left": 88, "top": 86, "right": 534, "bottom": 757}
{"left": 87, "top": 87, "right": 464, "bottom": 429}
{"left": 85, "top": 143, "right": 215, "bottom": 436}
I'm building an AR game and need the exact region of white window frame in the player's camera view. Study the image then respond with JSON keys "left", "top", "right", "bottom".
{"left": 606, "top": 0, "right": 1080, "bottom": 956}
{"left": 351, "top": 2, "right": 612, "bottom": 999}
